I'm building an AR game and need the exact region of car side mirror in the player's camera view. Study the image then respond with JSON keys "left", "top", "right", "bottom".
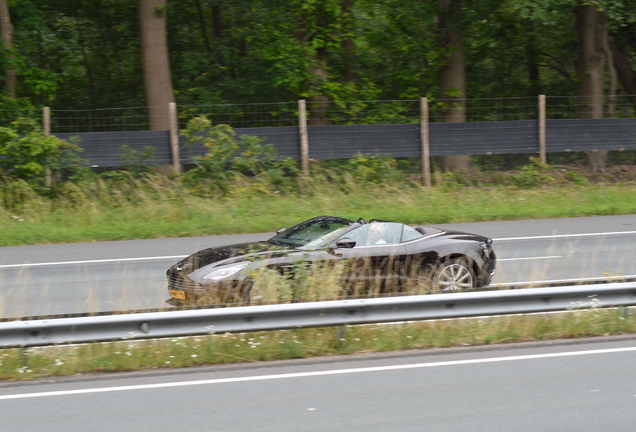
{"left": 276, "top": 227, "right": 287, "bottom": 234}
{"left": 335, "top": 238, "right": 356, "bottom": 249}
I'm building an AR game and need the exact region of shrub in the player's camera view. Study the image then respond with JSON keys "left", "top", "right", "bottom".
{"left": 565, "top": 171, "right": 588, "bottom": 186}
{"left": 181, "top": 117, "right": 299, "bottom": 189}
{"left": 0, "top": 118, "right": 84, "bottom": 188}
{"left": 512, "top": 157, "right": 554, "bottom": 188}
{"left": 100, "top": 145, "right": 157, "bottom": 181}
{"left": 345, "top": 152, "right": 406, "bottom": 184}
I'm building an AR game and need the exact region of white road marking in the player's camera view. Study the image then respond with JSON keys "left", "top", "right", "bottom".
{"left": 0, "top": 346, "right": 635, "bottom": 400}
{"left": 498, "top": 256, "right": 561, "bottom": 262}
{"left": 0, "top": 256, "right": 188, "bottom": 269}
{"left": 0, "top": 230, "right": 633, "bottom": 269}
{"left": 494, "top": 231, "right": 636, "bottom": 241}
{"left": 0, "top": 254, "right": 558, "bottom": 268}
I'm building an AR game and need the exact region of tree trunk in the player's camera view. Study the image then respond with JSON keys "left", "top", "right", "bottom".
{"left": 610, "top": 40, "right": 636, "bottom": 111}
{"left": 0, "top": 0, "right": 16, "bottom": 98}
{"left": 576, "top": 3, "right": 607, "bottom": 171}
{"left": 307, "top": 47, "right": 331, "bottom": 125}
{"left": 139, "top": 0, "right": 175, "bottom": 131}
{"left": 524, "top": 19, "right": 540, "bottom": 96}
{"left": 437, "top": 0, "right": 469, "bottom": 173}
{"left": 600, "top": 20, "right": 617, "bottom": 118}
{"left": 212, "top": 5, "right": 222, "bottom": 40}
{"left": 341, "top": 0, "right": 356, "bottom": 83}
{"left": 194, "top": 0, "right": 212, "bottom": 54}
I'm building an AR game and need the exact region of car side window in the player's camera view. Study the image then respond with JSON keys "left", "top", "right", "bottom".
{"left": 340, "top": 223, "right": 402, "bottom": 247}
{"left": 401, "top": 225, "right": 424, "bottom": 243}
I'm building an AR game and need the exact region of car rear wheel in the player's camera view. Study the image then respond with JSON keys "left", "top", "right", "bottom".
{"left": 432, "top": 258, "right": 475, "bottom": 291}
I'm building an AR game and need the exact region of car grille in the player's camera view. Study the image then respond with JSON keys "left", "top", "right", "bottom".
{"left": 168, "top": 273, "right": 204, "bottom": 293}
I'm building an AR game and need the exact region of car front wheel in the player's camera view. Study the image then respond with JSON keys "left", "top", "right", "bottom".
{"left": 244, "top": 280, "right": 264, "bottom": 305}
{"left": 432, "top": 258, "right": 475, "bottom": 291}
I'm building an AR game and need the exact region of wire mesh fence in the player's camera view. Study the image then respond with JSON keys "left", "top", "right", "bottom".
{"left": 322, "top": 100, "right": 420, "bottom": 125}
{"left": 546, "top": 95, "right": 636, "bottom": 119}
{"left": 264, "top": 100, "right": 419, "bottom": 161}
{"left": 544, "top": 95, "right": 636, "bottom": 153}
{"left": 49, "top": 106, "right": 158, "bottom": 133}
{"left": 0, "top": 108, "right": 42, "bottom": 128}
{"left": 2, "top": 95, "right": 636, "bottom": 132}
{"left": 178, "top": 101, "right": 300, "bottom": 129}
{"left": 430, "top": 97, "right": 538, "bottom": 122}
{"left": 1, "top": 95, "right": 635, "bottom": 168}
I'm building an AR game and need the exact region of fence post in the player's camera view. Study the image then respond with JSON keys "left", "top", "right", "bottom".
{"left": 538, "top": 94, "right": 546, "bottom": 164}
{"left": 298, "top": 99, "right": 309, "bottom": 176}
{"left": 168, "top": 102, "right": 182, "bottom": 174}
{"left": 43, "top": 107, "right": 52, "bottom": 187}
{"left": 420, "top": 97, "right": 431, "bottom": 187}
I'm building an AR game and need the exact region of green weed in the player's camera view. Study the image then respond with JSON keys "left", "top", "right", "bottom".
{"left": 2, "top": 308, "right": 634, "bottom": 381}
{"left": 1, "top": 178, "right": 636, "bottom": 246}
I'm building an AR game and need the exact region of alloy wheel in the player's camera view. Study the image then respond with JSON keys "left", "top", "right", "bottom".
{"left": 436, "top": 263, "right": 474, "bottom": 291}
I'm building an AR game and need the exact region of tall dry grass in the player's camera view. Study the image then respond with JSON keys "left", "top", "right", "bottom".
{"left": 2, "top": 172, "right": 636, "bottom": 247}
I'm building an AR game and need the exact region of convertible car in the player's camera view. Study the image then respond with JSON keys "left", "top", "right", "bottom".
{"left": 166, "top": 216, "right": 496, "bottom": 305}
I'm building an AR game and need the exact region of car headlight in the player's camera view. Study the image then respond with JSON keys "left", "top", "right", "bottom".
{"left": 202, "top": 262, "right": 249, "bottom": 281}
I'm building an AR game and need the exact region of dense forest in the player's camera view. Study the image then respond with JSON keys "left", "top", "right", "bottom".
{"left": 1, "top": 0, "right": 636, "bottom": 171}
{"left": 2, "top": 0, "right": 636, "bottom": 108}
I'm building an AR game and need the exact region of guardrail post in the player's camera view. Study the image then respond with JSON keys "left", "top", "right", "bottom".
{"left": 20, "top": 347, "right": 28, "bottom": 367}
{"left": 43, "top": 107, "right": 52, "bottom": 187}
{"left": 420, "top": 97, "right": 431, "bottom": 187}
{"left": 168, "top": 102, "right": 182, "bottom": 174}
{"left": 298, "top": 99, "right": 309, "bottom": 176}
{"left": 538, "top": 95, "right": 546, "bottom": 164}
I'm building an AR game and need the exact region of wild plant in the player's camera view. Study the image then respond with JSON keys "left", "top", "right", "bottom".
{"left": 0, "top": 118, "right": 85, "bottom": 190}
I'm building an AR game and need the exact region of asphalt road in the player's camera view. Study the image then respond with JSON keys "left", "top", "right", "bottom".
{"left": 1, "top": 214, "right": 635, "bottom": 318}
{"left": 0, "top": 335, "right": 635, "bottom": 431}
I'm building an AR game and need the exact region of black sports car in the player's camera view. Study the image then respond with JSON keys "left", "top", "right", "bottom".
{"left": 166, "top": 216, "right": 496, "bottom": 305}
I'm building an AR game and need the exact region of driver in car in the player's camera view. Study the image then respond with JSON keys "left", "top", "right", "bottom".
{"left": 366, "top": 224, "right": 388, "bottom": 245}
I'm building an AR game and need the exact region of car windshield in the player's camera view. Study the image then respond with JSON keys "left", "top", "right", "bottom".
{"left": 269, "top": 217, "right": 356, "bottom": 248}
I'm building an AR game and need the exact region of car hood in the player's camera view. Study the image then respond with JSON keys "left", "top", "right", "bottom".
{"left": 169, "top": 241, "right": 292, "bottom": 275}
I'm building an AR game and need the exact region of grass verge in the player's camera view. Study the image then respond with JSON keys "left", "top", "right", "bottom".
{"left": 2, "top": 308, "right": 635, "bottom": 381}
{"left": 1, "top": 179, "right": 636, "bottom": 247}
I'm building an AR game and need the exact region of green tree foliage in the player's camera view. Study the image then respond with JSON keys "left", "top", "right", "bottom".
{"left": 0, "top": 117, "right": 84, "bottom": 186}
{"left": 182, "top": 118, "right": 241, "bottom": 178}
{"left": 466, "top": 0, "right": 578, "bottom": 97}
{"left": 181, "top": 116, "right": 299, "bottom": 187}
{"left": 0, "top": 0, "right": 635, "bottom": 114}
{"left": 11, "top": 0, "right": 141, "bottom": 108}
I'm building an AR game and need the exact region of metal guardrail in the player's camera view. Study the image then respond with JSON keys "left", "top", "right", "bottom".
{"left": 1, "top": 282, "right": 635, "bottom": 348}
{"left": 494, "top": 276, "right": 636, "bottom": 289}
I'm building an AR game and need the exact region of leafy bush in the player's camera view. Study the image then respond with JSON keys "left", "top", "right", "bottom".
{"left": 100, "top": 145, "right": 157, "bottom": 181}
{"left": 181, "top": 117, "right": 299, "bottom": 189}
{"left": 512, "top": 157, "right": 554, "bottom": 188}
{"left": 435, "top": 171, "right": 471, "bottom": 191}
{"left": 565, "top": 171, "right": 588, "bottom": 186}
{"left": 182, "top": 120, "right": 239, "bottom": 180}
{"left": 345, "top": 152, "right": 406, "bottom": 184}
{"left": 0, "top": 118, "right": 84, "bottom": 188}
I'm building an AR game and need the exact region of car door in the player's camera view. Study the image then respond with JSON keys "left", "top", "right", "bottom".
{"left": 399, "top": 225, "right": 445, "bottom": 292}
{"left": 314, "top": 223, "right": 407, "bottom": 295}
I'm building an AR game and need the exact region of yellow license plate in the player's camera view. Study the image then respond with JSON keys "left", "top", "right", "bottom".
{"left": 170, "top": 289, "right": 186, "bottom": 300}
